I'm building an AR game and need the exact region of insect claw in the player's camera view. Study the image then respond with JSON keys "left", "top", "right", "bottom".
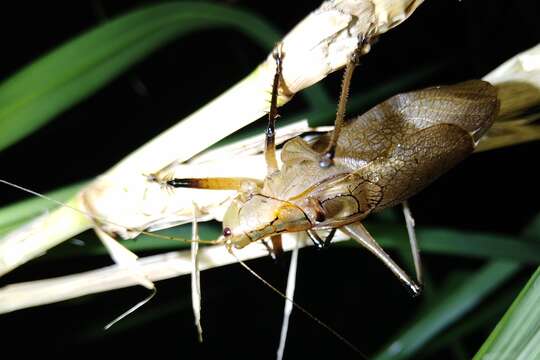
{"left": 323, "top": 228, "right": 336, "bottom": 247}
{"left": 272, "top": 43, "right": 284, "bottom": 63}
{"left": 306, "top": 229, "right": 335, "bottom": 250}
{"left": 306, "top": 230, "right": 322, "bottom": 248}
{"left": 407, "top": 282, "right": 423, "bottom": 298}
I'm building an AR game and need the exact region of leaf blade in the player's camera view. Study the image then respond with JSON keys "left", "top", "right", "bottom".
{"left": 373, "top": 261, "right": 520, "bottom": 360}
{"left": 0, "top": 2, "right": 307, "bottom": 151}
{"left": 473, "top": 265, "right": 540, "bottom": 360}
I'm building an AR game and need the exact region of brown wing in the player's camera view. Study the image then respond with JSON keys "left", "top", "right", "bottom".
{"left": 389, "top": 80, "right": 499, "bottom": 141}
{"left": 331, "top": 80, "right": 499, "bottom": 208}
{"left": 309, "top": 80, "right": 499, "bottom": 170}
{"left": 358, "top": 123, "right": 474, "bottom": 208}
{"left": 267, "top": 80, "right": 499, "bottom": 209}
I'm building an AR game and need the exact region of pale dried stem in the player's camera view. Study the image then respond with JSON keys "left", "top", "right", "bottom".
{"left": 191, "top": 204, "right": 203, "bottom": 342}
{"left": 0, "top": 232, "right": 344, "bottom": 314}
{"left": 478, "top": 43, "right": 540, "bottom": 152}
{"left": 276, "top": 235, "right": 301, "bottom": 360}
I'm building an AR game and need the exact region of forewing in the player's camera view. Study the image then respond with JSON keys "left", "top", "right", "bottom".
{"left": 391, "top": 80, "right": 499, "bottom": 141}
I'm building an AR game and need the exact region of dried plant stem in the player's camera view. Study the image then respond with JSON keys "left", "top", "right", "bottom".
{"left": 0, "top": 233, "right": 347, "bottom": 314}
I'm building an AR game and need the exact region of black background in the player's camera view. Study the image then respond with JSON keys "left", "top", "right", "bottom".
{"left": 0, "top": 1, "right": 539, "bottom": 359}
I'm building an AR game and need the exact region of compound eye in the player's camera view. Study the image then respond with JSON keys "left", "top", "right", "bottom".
{"left": 223, "top": 227, "right": 232, "bottom": 237}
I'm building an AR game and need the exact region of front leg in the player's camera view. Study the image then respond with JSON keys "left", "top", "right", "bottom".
{"left": 261, "top": 235, "right": 284, "bottom": 260}
{"left": 163, "top": 177, "right": 261, "bottom": 191}
{"left": 190, "top": 203, "right": 203, "bottom": 342}
{"left": 306, "top": 228, "right": 336, "bottom": 249}
{"left": 319, "top": 36, "right": 374, "bottom": 168}
{"left": 319, "top": 54, "right": 358, "bottom": 168}
{"left": 265, "top": 46, "right": 285, "bottom": 175}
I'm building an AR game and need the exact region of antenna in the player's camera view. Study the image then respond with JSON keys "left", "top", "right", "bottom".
{"left": 227, "top": 245, "right": 367, "bottom": 359}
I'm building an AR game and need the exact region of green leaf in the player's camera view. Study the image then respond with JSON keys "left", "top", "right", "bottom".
{"left": 414, "top": 228, "right": 540, "bottom": 264}
{"left": 473, "top": 265, "right": 540, "bottom": 360}
{"left": 373, "top": 261, "right": 521, "bottom": 360}
{"left": 0, "top": 2, "right": 330, "bottom": 151}
{"left": 420, "top": 284, "right": 520, "bottom": 359}
{"left": 523, "top": 213, "right": 540, "bottom": 239}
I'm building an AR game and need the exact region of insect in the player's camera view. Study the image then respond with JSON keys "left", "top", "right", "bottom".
{"left": 0, "top": 2, "right": 538, "bottom": 358}
{"left": 159, "top": 48, "right": 500, "bottom": 297}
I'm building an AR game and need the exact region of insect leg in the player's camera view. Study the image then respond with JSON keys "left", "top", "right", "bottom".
{"left": 191, "top": 203, "right": 203, "bottom": 342}
{"left": 165, "top": 177, "right": 261, "bottom": 190}
{"left": 306, "top": 229, "right": 336, "bottom": 249}
{"left": 323, "top": 228, "right": 337, "bottom": 248}
{"left": 277, "top": 234, "right": 300, "bottom": 360}
{"left": 271, "top": 234, "right": 284, "bottom": 257}
{"left": 261, "top": 235, "right": 283, "bottom": 260}
{"left": 261, "top": 239, "right": 275, "bottom": 259}
{"left": 341, "top": 222, "right": 422, "bottom": 297}
{"left": 320, "top": 36, "right": 375, "bottom": 168}
{"left": 306, "top": 229, "right": 324, "bottom": 248}
{"left": 402, "top": 201, "right": 423, "bottom": 285}
{"left": 319, "top": 52, "right": 359, "bottom": 168}
{"left": 265, "top": 46, "right": 284, "bottom": 175}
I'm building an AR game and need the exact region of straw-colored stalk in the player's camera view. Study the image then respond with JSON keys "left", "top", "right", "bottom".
{"left": 0, "top": 232, "right": 348, "bottom": 313}
{"left": 477, "top": 43, "right": 540, "bottom": 152}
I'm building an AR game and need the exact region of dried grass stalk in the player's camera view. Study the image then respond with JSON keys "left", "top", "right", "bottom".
{"left": 478, "top": 43, "right": 540, "bottom": 152}
{"left": 0, "top": 233, "right": 351, "bottom": 314}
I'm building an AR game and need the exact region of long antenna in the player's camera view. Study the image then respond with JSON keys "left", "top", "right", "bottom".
{"left": 228, "top": 247, "right": 368, "bottom": 359}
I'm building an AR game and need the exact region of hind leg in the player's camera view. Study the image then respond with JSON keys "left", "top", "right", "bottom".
{"left": 191, "top": 203, "right": 203, "bottom": 342}
{"left": 402, "top": 201, "right": 423, "bottom": 285}
{"left": 342, "top": 222, "right": 421, "bottom": 296}
{"left": 319, "top": 36, "right": 375, "bottom": 168}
